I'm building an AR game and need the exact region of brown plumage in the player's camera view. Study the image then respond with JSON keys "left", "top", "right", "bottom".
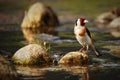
{"left": 79, "top": 27, "right": 86, "bottom": 36}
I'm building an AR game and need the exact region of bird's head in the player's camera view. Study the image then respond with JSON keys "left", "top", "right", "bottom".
{"left": 76, "top": 18, "right": 88, "bottom": 26}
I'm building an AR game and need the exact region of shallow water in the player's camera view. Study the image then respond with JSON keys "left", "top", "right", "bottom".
{"left": 16, "top": 64, "right": 120, "bottom": 80}
{"left": 0, "top": 28, "right": 120, "bottom": 80}
{"left": 0, "top": 0, "right": 120, "bottom": 79}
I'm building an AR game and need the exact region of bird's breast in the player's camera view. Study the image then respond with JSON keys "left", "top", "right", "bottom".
{"left": 74, "top": 27, "right": 86, "bottom": 37}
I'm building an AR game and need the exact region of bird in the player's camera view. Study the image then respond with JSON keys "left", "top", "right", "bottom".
{"left": 74, "top": 18, "right": 101, "bottom": 57}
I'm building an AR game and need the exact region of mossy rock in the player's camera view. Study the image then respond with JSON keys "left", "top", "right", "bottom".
{"left": 12, "top": 44, "right": 52, "bottom": 65}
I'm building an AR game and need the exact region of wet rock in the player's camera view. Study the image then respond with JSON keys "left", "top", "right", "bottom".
{"left": 109, "top": 17, "right": 120, "bottom": 28}
{"left": 95, "top": 8, "right": 120, "bottom": 38}
{"left": 111, "top": 7, "right": 120, "bottom": 17}
{"left": 110, "top": 47, "right": 120, "bottom": 58}
{"left": 0, "top": 55, "right": 17, "bottom": 80}
{"left": 51, "top": 53, "right": 64, "bottom": 65}
{"left": 104, "top": 46, "right": 120, "bottom": 58}
{"left": 59, "top": 51, "right": 88, "bottom": 66}
{"left": 21, "top": 2, "right": 59, "bottom": 43}
{"left": 95, "top": 8, "right": 120, "bottom": 29}
{"left": 95, "top": 12, "right": 116, "bottom": 28}
{"left": 109, "top": 17, "right": 120, "bottom": 37}
{"left": 12, "top": 44, "right": 52, "bottom": 65}
{"left": 110, "top": 31, "right": 120, "bottom": 38}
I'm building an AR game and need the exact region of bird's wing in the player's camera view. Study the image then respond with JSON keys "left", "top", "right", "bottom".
{"left": 86, "top": 28, "right": 91, "bottom": 38}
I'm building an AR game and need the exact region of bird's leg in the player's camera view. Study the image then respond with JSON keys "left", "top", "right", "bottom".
{"left": 85, "top": 45, "right": 89, "bottom": 53}
{"left": 79, "top": 46, "right": 85, "bottom": 52}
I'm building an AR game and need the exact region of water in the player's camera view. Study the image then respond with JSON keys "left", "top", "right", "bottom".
{"left": 0, "top": 28, "right": 120, "bottom": 80}
{"left": 16, "top": 64, "right": 120, "bottom": 80}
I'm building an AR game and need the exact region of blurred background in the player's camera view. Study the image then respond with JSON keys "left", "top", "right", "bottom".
{"left": 0, "top": 0, "right": 120, "bottom": 80}
{"left": 0, "top": 0, "right": 120, "bottom": 53}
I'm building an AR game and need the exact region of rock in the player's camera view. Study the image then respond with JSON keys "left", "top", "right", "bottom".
{"left": 110, "top": 31, "right": 120, "bottom": 38}
{"left": 104, "top": 46, "right": 120, "bottom": 58}
{"left": 12, "top": 44, "right": 52, "bottom": 65}
{"left": 95, "top": 12, "right": 116, "bottom": 28}
{"left": 52, "top": 53, "right": 63, "bottom": 65}
{"left": 95, "top": 8, "right": 120, "bottom": 29}
{"left": 95, "top": 8, "right": 120, "bottom": 37}
{"left": 0, "top": 55, "right": 17, "bottom": 80}
{"left": 21, "top": 2, "right": 59, "bottom": 43}
{"left": 111, "top": 7, "right": 120, "bottom": 17}
{"left": 109, "top": 17, "right": 120, "bottom": 37}
{"left": 109, "top": 17, "right": 120, "bottom": 28}
{"left": 59, "top": 51, "right": 88, "bottom": 66}
{"left": 110, "top": 46, "right": 120, "bottom": 58}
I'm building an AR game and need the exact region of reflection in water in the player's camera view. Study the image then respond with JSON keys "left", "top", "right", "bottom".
{"left": 16, "top": 65, "right": 90, "bottom": 80}
{"left": 63, "top": 66, "right": 89, "bottom": 80}
{"left": 15, "top": 64, "right": 120, "bottom": 80}
{"left": 81, "top": 67, "right": 89, "bottom": 80}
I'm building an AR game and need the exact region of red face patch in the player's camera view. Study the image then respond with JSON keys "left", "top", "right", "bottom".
{"left": 80, "top": 18, "right": 86, "bottom": 21}
{"left": 79, "top": 18, "right": 86, "bottom": 26}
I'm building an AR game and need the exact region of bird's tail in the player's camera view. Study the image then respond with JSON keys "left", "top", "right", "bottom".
{"left": 91, "top": 44, "right": 102, "bottom": 57}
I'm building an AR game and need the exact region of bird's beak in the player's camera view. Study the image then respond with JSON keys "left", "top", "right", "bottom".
{"left": 84, "top": 20, "right": 89, "bottom": 23}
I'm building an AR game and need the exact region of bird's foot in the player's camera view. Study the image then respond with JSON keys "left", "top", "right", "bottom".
{"left": 96, "top": 53, "right": 102, "bottom": 57}
{"left": 79, "top": 48, "right": 84, "bottom": 52}
{"left": 79, "top": 49, "right": 86, "bottom": 53}
{"left": 79, "top": 49, "right": 89, "bottom": 55}
{"left": 85, "top": 50, "right": 89, "bottom": 54}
